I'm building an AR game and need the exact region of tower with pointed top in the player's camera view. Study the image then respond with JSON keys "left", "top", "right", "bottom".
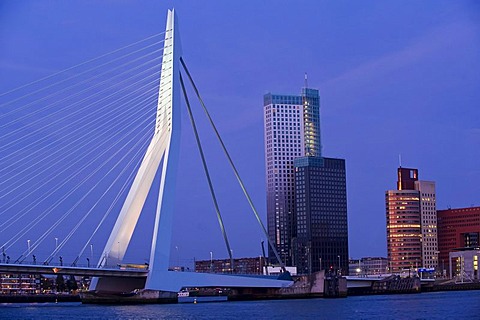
{"left": 263, "top": 87, "right": 321, "bottom": 266}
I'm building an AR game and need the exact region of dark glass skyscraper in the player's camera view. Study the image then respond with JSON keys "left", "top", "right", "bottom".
{"left": 293, "top": 157, "right": 348, "bottom": 274}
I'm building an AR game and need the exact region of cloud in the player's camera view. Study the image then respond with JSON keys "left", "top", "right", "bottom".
{"left": 467, "top": 128, "right": 480, "bottom": 141}
{"left": 323, "top": 20, "right": 477, "bottom": 89}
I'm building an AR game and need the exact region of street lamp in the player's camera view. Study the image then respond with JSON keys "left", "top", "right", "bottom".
{"left": 338, "top": 255, "right": 341, "bottom": 274}
{"left": 175, "top": 246, "right": 179, "bottom": 267}
{"left": 210, "top": 251, "right": 213, "bottom": 272}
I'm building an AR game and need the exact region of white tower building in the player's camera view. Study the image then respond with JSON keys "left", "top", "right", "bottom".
{"left": 416, "top": 180, "right": 438, "bottom": 269}
{"left": 263, "top": 88, "right": 321, "bottom": 265}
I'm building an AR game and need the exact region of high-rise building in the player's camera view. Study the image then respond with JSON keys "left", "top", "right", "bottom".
{"left": 386, "top": 188, "right": 422, "bottom": 272}
{"left": 293, "top": 156, "right": 348, "bottom": 274}
{"left": 437, "top": 206, "right": 480, "bottom": 275}
{"left": 263, "top": 88, "right": 321, "bottom": 265}
{"left": 263, "top": 85, "right": 348, "bottom": 273}
{"left": 385, "top": 167, "right": 438, "bottom": 273}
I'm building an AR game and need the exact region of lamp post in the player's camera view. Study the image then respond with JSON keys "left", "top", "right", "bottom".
{"left": 210, "top": 251, "right": 213, "bottom": 272}
{"left": 175, "top": 246, "right": 179, "bottom": 267}
{"left": 338, "top": 255, "right": 341, "bottom": 275}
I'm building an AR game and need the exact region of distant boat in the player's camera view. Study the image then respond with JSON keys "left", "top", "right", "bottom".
{"left": 177, "top": 289, "right": 228, "bottom": 303}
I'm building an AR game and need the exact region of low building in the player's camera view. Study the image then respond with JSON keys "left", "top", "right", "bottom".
{"left": 264, "top": 266, "right": 297, "bottom": 276}
{"left": 437, "top": 206, "right": 480, "bottom": 275}
{"left": 0, "top": 274, "right": 41, "bottom": 295}
{"left": 349, "top": 257, "right": 388, "bottom": 276}
{"left": 195, "top": 257, "right": 266, "bottom": 275}
{"left": 448, "top": 248, "right": 480, "bottom": 280}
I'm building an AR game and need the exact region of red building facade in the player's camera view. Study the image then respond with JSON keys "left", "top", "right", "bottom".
{"left": 437, "top": 206, "right": 480, "bottom": 273}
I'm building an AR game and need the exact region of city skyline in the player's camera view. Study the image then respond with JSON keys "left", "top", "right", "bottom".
{"left": 0, "top": 1, "right": 479, "bottom": 263}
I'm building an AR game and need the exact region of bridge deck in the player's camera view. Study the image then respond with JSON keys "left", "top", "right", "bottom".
{"left": 0, "top": 263, "right": 148, "bottom": 278}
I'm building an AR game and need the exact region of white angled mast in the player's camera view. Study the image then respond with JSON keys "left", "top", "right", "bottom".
{"left": 145, "top": 8, "right": 182, "bottom": 288}
{"left": 93, "top": 9, "right": 181, "bottom": 275}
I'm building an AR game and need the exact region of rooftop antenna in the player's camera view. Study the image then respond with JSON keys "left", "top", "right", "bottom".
{"left": 304, "top": 72, "right": 308, "bottom": 88}
{"left": 399, "top": 154, "right": 402, "bottom": 168}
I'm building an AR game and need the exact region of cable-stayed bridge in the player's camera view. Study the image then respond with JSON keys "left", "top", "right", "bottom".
{"left": 0, "top": 9, "right": 292, "bottom": 301}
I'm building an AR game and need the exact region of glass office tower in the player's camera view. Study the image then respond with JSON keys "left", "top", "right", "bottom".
{"left": 263, "top": 88, "right": 321, "bottom": 265}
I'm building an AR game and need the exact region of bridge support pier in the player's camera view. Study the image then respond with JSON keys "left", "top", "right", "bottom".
{"left": 81, "top": 289, "right": 177, "bottom": 304}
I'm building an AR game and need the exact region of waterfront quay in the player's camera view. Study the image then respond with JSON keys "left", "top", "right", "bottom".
{"left": 1, "top": 290, "right": 480, "bottom": 320}
{"left": 1, "top": 271, "right": 480, "bottom": 304}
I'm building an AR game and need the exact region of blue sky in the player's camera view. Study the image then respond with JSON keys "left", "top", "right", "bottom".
{"left": 0, "top": 1, "right": 479, "bottom": 265}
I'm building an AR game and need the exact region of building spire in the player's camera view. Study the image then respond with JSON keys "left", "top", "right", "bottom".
{"left": 304, "top": 72, "right": 308, "bottom": 88}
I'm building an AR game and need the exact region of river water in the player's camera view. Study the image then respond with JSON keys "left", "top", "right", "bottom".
{"left": 1, "top": 290, "right": 478, "bottom": 320}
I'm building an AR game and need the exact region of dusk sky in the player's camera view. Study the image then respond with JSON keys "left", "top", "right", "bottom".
{"left": 0, "top": 1, "right": 479, "bottom": 266}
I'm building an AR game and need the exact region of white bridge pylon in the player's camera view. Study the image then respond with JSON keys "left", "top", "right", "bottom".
{"left": 91, "top": 9, "right": 292, "bottom": 293}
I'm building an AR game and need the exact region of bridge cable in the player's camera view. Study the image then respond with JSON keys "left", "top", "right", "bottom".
{"left": 0, "top": 89, "right": 172, "bottom": 230}
{"left": 0, "top": 97, "right": 159, "bottom": 227}
{"left": 0, "top": 93, "right": 166, "bottom": 233}
{"left": 2, "top": 94, "right": 164, "bottom": 251}
{"left": 0, "top": 59, "right": 164, "bottom": 158}
{"left": 46, "top": 125, "right": 155, "bottom": 266}
{"left": 0, "top": 74, "right": 163, "bottom": 193}
{"left": 0, "top": 82, "right": 163, "bottom": 213}
{"left": 45, "top": 119, "right": 173, "bottom": 266}
{"left": 95, "top": 128, "right": 172, "bottom": 268}
{"left": 180, "top": 57, "right": 287, "bottom": 272}
{"left": 0, "top": 81, "right": 160, "bottom": 186}
{"left": 0, "top": 47, "right": 166, "bottom": 142}
{"left": 179, "top": 72, "right": 235, "bottom": 272}
{"left": 0, "top": 48, "right": 167, "bottom": 144}
{"left": 8, "top": 97, "right": 173, "bottom": 262}
{"left": 0, "top": 93, "right": 158, "bottom": 230}
{"left": 0, "top": 39, "right": 173, "bottom": 262}
{"left": 14, "top": 114, "right": 156, "bottom": 263}
{"left": 0, "top": 33, "right": 168, "bottom": 110}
